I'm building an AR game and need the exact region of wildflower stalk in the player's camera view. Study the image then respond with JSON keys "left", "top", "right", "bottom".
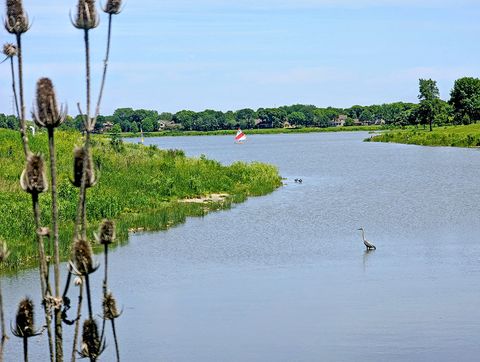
{"left": 94, "top": 13, "right": 112, "bottom": 120}
{"left": 71, "top": 279, "right": 83, "bottom": 362}
{"left": 8, "top": 56, "right": 20, "bottom": 118}
{"left": 48, "top": 128, "right": 63, "bottom": 362}
{"left": 32, "top": 194, "right": 54, "bottom": 362}
{"left": 111, "top": 319, "right": 119, "bottom": 362}
{"left": 14, "top": 33, "right": 28, "bottom": 157}
{"left": 0, "top": 278, "right": 6, "bottom": 361}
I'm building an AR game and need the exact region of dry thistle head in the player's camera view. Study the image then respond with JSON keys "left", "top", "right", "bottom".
{"left": 104, "top": 0, "right": 122, "bottom": 14}
{"left": 20, "top": 153, "right": 48, "bottom": 194}
{"left": 0, "top": 240, "right": 9, "bottom": 263}
{"left": 72, "top": 146, "right": 96, "bottom": 188}
{"left": 5, "top": 0, "right": 29, "bottom": 34}
{"left": 74, "top": 0, "right": 99, "bottom": 30}
{"left": 12, "top": 298, "right": 41, "bottom": 338}
{"left": 97, "top": 219, "right": 115, "bottom": 245}
{"left": 71, "top": 238, "right": 97, "bottom": 275}
{"left": 2, "top": 42, "right": 17, "bottom": 57}
{"left": 103, "top": 292, "right": 121, "bottom": 320}
{"left": 33, "top": 78, "right": 66, "bottom": 129}
{"left": 79, "top": 318, "right": 104, "bottom": 359}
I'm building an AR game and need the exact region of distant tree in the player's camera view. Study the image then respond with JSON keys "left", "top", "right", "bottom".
{"left": 344, "top": 117, "right": 355, "bottom": 126}
{"left": 174, "top": 110, "right": 197, "bottom": 130}
{"left": 418, "top": 78, "right": 441, "bottom": 131}
{"left": 288, "top": 111, "right": 306, "bottom": 126}
{"left": 449, "top": 77, "right": 480, "bottom": 124}
{"left": 141, "top": 117, "right": 156, "bottom": 132}
{"left": 131, "top": 121, "right": 139, "bottom": 133}
{"left": 159, "top": 112, "right": 173, "bottom": 121}
{"left": 111, "top": 123, "right": 122, "bottom": 133}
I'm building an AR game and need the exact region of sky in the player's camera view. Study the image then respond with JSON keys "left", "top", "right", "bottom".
{"left": 1, "top": 0, "right": 480, "bottom": 115}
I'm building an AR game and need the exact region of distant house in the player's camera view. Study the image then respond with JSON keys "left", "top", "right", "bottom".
{"left": 374, "top": 119, "right": 386, "bottom": 125}
{"left": 255, "top": 118, "right": 270, "bottom": 128}
{"left": 283, "top": 121, "right": 294, "bottom": 129}
{"left": 101, "top": 121, "right": 114, "bottom": 133}
{"left": 158, "top": 120, "right": 180, "bottom": 131}
{"left": 332, "top": 115, "right": 347, "bottom": 127}
{"left": 353, "top": 119, "right": 362, "bottom": 126}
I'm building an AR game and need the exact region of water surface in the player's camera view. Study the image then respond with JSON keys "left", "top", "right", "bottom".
{"left": 3, "top": 132, "right": 480, "bottom": 361}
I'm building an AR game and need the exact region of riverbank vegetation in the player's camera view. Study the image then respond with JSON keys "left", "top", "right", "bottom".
{"left": 0, "top": 129, "right": 282, "bottom": 272}
{"left": 367, "top": 124, "right": 480, "bottom": 147}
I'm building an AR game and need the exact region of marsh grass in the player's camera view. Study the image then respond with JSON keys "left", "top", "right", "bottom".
{"left": 0, "top": 129, "right": 282, "bottom": 272}
{"left": 366, "top": 124, "right": 480, "bottom": 147}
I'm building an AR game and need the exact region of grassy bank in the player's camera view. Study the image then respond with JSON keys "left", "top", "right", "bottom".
{"left": 119, "top": 125, "right": 382, "bottom": 138}
{"left": 0, "top": 129, "right": 282, "bottom": 272}
{"left": 366, "top": 124, "right": 480, "bottom": 147}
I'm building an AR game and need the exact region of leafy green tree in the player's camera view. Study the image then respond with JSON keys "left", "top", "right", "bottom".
{"left": 344, "top": 117, "right": 355, "bottom": 126}
{"left": 449, "top": 77, "right": 480, "bottom": 124}
{"left": 418, "top": 78, "right": 441, "bottom": 131}
{"left": 130, "top": 121, "right": 139, "bottom": 133}
{"left": 288, "top": 111, "right": 306, "bottom": 126}
{"left": 159, "top": 112, "right": 173, "bottom": 121}
{"left": 141, "top": 117, "right": 156, "bottom": 132}
{"left": 174, "top": 110, "right": 197, "bottom": 130}
{"left": 111, "top": 123, "right": 122, "bottom": 133}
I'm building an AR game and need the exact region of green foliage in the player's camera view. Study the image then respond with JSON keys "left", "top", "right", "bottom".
{"left": 0, "top": 129, "right": 281, "bottom": 271}
{"left": 367, "top": 124, "right": 480, "bottom": 147}
{"left": 449, "top": 77, "right": 480, "bottom": 124}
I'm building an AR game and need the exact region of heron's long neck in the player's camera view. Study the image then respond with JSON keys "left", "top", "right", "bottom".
{"left": 361, "top": 230, "right": 366, "bottom": 241}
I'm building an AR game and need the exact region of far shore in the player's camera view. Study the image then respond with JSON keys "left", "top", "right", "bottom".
{"left": 115, "top": 125, "right": 382, "bottom": 138}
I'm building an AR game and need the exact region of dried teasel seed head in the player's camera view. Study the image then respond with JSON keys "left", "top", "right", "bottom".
{"left": 98, "top": 220, "right": 115, "bottom": 245}
{"left": 104, "top": 0, "right": 122, "bottom": 14}
{"left": 5, "top": 0, "right": 29, "bottom": 34}
{"left": 73, "top": 146, "right": 96, "bottom": 188}
{"left": 2, "top": 42, "right": 17, "bottom": 57}
{"left": 0, "top": 240, "right": 9, "bottom": 263}
{"left": 72, "top": 238, "right": 95, "bottom": 275}
{"left": 13, "top": 298, "right": 35, "bottom": 338}
{"left": 80, "top": 318, "right": 103, "bottom": 359}
{"left": 74, "top": 0, "right": 99, "bottom": 30}
{"left": 103, "top": 292, "right": 120, "bottom": 320}
{"left": 20, "top": 153, "right": 48, "bottom": 194}
{"left": 33, "top": 78, "right": 66, "bottom": 129}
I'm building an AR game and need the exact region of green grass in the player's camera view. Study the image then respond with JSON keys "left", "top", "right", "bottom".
{"left": 0, "top": 129, "right": 282, "bottom": 272}
{"left": 366, "top": 124, "right": 480, "bottom": 147}
{"left": 119, "top": 125, "right": 382, "bottom": 138}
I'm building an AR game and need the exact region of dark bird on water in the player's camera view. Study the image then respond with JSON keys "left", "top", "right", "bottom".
{"left": 294, "top": 178, "right": 303, "bottom": 183}
{"left": 357, "top": 227, "right": 376, "bottom": 250}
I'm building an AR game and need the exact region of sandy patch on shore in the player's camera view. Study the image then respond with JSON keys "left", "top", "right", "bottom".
{"left": 178, "top": 193, "right": 229, "bottom": 203}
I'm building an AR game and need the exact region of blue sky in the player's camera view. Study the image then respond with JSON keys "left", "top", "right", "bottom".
{"left": 1, "top": 0, "right": 480, "bottom": 115}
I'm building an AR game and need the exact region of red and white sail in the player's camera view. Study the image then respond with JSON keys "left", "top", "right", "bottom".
{"left": 234, "top": 128, "right": 247, "bottom": 142}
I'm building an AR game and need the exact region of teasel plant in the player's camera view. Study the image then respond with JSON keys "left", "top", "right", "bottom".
{"left": 11, "top": 298, "right": 43, "bottom": 362}
{"left": 20, "top": 153, "right": 55, "bottom": 362}
{"left": 32, "top": 77, "right": 67, "bottom": 362}
{"left": 1, "top": 43, "right": 20, "bottom": 118}
{"left": 95, "top": 220, "right": 121, "bottom": 359}
{"left": 2, "top": 0, "right": 123, "bottom": 360}
{"left": 4, "top": 0, "right": 30, "bottom": 157}
{"left": 0, "top": 241, "right": 9, "bottom": 361}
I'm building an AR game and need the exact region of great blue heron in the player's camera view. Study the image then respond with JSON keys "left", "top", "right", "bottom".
{"left": 357, "top": 227, "right": 376, "bottom": 250}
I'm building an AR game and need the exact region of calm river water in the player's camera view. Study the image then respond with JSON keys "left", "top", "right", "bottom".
{"left": 3, "top": 132, "right": 480, "bottom": 361}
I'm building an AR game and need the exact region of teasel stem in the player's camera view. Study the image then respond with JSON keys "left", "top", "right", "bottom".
{"left": 32, "top": 193, "right": 54, "bottom": 362}
{"left": 23, "top": 336, "right": 28, "bottom": 362}
{"left": 85, "top": 274, "right": 93, "bottom": 320}
{"left": 111, "top": 319, "right": 119, "bottom": 362}
{"left": 8, "top": 56, "right": 20, "bottom": 119}
{"left": 0, "top": 279, "right": 6, "bottom": 361}
{"left": 71, "top": 279, "right": 83, "bottom": 362}
{"left": 94, "top": 13, "right": 112, "bottom": 122}
{"left": 100, "top": 244, "right": 108, "bottom": 341}
{"left": 47, "top": 128, "right": 63, "bottom": 362}
{"left": 14, "top": 33, "right": 29, "bottom": 157}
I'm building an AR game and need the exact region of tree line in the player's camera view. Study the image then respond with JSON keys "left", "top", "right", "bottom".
{"left": 1, "top": 77, "right": 480, "bottom": 133}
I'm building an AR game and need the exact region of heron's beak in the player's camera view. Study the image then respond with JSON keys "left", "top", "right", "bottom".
{"left": 357, "top": 228, "right": 362, "bottom": 230}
